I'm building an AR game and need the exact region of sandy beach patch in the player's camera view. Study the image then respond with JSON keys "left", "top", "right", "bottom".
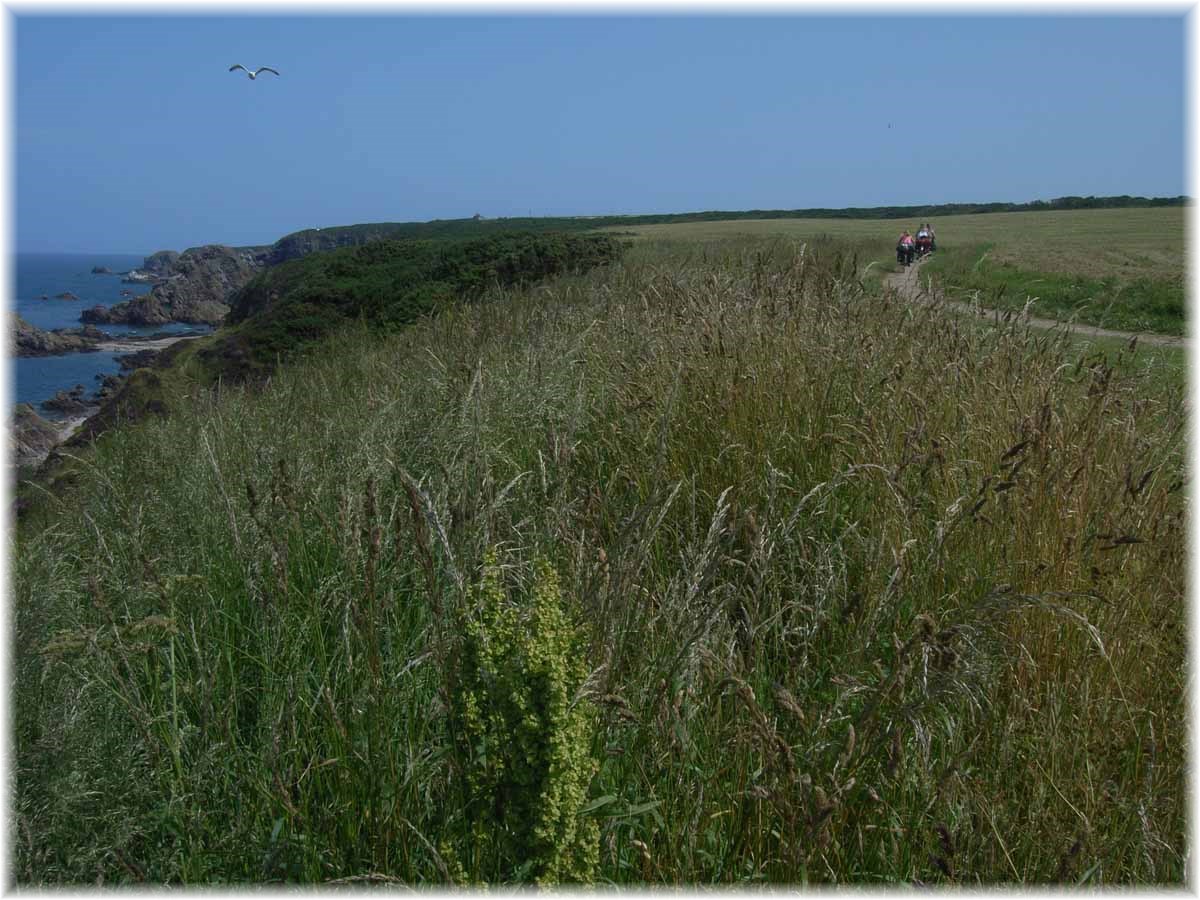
{"left": 94, "top": 334, "right": 205, "bottom": 354}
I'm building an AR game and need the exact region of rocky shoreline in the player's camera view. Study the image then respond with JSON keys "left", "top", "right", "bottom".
{"left": 14, "top": 241, "right": 271, "bottom": 471}
{"left": 81, "top": 244, "right": 273, "bottom": 326}
{"left": 12, "top": 331, "right": 203, "bottom": 470}
{"left": 14, "top": 316, "right": 109, "bottom": 356}
{"left": 14, "top": 314, "right": 207, "bottom": 357}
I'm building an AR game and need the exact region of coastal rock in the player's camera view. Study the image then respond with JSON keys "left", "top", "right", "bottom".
{"left": 54, "top": 291, "right": 80, "bottom": 301}
{"left": 117, "top": 348, "right": 160, "bottom": 371}
{"left": 79, "top": 304, "right": 111, "bottom": 324}
{"left": 13, "top": 315, "right": 108, "bottom": 356}
{"left": 93, "top": 372, "right": 125, "bottom": 403}
{"left": 12, "top": 403, "right": 66, "bottom": 469}
{"left": 91, "top": 266, "right": 113, "bottom": 274}
{"left": 91, "top": 245, "right": 271, "bottom": 326}
{"left": 41, "top": 385, "right": 92, "bottom": 415}
{"left": 142, "top": 250, "right": 180, "bottom": 274}
{"left": 81, "top": 295, "right": 170, "bottom": 326}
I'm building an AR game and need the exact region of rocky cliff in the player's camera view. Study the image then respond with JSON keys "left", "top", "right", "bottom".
{"left": 14, "top": 315, "right": 108, "bottom": 356}
{"left": 266, "top": 224, "right": 422, "bottom": 264}
{"left": 12, "top": 404, "right": 67, "bottom": 469}
{"left": 142, "top": 250, "right": 180, "bottom": 274}
{"left": 82, "top": 244, "right": 272, "bottom": 326}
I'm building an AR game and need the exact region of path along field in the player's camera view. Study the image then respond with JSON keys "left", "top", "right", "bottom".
{"left": 607, "top": 206, "right": 1186, "bottom": 336}
{"left": 607, "top": 207, "right": 1183, "bottom": 281}
{"left": 886, "top": 257, "right": 1186, "bottom": 350}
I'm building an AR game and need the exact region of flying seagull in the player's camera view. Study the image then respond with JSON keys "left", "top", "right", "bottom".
{"left": 229, "top": 64, "right": 280, "bottom": 80}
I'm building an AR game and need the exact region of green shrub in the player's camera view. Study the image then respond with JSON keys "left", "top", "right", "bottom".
{"left": 193, "top": 231, "right": 625, "bottom": 385}
{"left": 447, "top": 549, "right": 599, "bottom": 884}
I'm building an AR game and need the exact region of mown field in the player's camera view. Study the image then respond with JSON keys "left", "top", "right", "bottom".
{"left": 13, "top": 226, "right": 1186, "bottom": 886}
{"left": 610, "top": 206, "right": 1186, "bottom": 335}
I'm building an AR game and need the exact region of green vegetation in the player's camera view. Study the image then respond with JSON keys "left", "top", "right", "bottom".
{"left": 447, "top": 550, "right": 600, "bottom": 884}
{"left": 268, "top": 194, "right": 1185, "bottom": 250}
{"left": 893, "top": 208, "right": 1185, "bottom": 280}
{"left": 268, "top": 215, "right": 630, "bottom": 251}
{"left": 920, "top": 242, "right": 1184, "bottom": 335}
{"left": 217, "top": 230, "right": 627, "bottom": 383}
{"left": 13, "top": 230, "right": 1185, "bottom": 886}
{"left": 615, "top": 207, "right": 1186, "bottom": 335}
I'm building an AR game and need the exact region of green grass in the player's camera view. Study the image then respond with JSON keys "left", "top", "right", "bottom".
{"left": 611, "top": 207, "right": 1183, "bottom": 276}
{"left": 13, "top": 236, "right": 1186, "bottom": 886}
{"left": 610, "top": 207, "right": 1186, "bottom": 334}
{"left": 919, "top": 242, "right": 1184, "bottom": 336}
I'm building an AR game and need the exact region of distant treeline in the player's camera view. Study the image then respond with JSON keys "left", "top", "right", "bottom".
{"left": 554, "top": 194, "right": 1190, "bottom": 226}
{"left": 272, "top": 195, "right": 1187, "bottom": 249}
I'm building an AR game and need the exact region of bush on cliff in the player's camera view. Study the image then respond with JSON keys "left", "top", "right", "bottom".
{"left": 209, "top": 231, "right": 625, "bottom": 381}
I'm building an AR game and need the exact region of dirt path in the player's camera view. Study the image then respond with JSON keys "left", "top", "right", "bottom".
{"left": 883, "top": 257, "right": 1187, "bottom": 350}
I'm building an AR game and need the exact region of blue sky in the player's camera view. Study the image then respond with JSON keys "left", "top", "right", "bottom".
{"left": 12, "top": 12, "right": 1187, "bottom": 254}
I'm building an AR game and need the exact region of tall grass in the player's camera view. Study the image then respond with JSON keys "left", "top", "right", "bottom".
{"left": 613, "top": 207, "right": 1187, "bottom": 336}
{"left": 13, "top": 237, "right": 1186, "bottom": 884}
{"left": 920, "top": 242, "right": 1185, "bottom": 336}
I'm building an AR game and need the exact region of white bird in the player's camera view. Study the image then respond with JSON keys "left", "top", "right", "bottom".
{"left": 229, "top": 64, "right": 280, "bottom": 80}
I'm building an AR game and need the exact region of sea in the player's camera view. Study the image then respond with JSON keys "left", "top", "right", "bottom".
{"left": 11, "top": 252, "right": 208, "bottom": 419}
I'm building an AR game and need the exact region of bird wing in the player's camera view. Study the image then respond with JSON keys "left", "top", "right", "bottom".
{"left": 229, "top": 64, "right": 247, "bottom": 72}
{"left": 255, "top": 67, "right": 280, "bottom": 76}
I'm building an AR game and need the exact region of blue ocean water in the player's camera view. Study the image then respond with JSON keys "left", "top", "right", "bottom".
{"left": 11, "top": 252, "right": 206, "bottom": 417}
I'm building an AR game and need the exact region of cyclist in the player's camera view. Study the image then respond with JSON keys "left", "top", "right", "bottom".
{"left": 915, "top": 224, "right": 932, "bottom": 258}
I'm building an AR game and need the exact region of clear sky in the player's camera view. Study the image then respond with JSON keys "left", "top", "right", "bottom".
{"left": 11, "top": 10, "right": 1188, "bottom": 254}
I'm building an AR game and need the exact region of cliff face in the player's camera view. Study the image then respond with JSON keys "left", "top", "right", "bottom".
{"left": 266, "top": 224, "right": 418, "bottom": 265}
{"left": 12, "top": 404, "right": 67, "bottom": 469}
{"left": 148, "top": 244, "right": 273, "bottom": 323}
{"left": 82, "top": 244, "right": 272, "bottom": 326}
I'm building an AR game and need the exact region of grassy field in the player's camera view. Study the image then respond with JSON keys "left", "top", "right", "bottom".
{"left": 13, "top": 232, "right": 1185, "bottom": 885}
{"left": 609, "top": 207, "right": 1186, "bottom": 334}
{"left": 609, "top": 207, "right": 1184, "bottom": 278}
